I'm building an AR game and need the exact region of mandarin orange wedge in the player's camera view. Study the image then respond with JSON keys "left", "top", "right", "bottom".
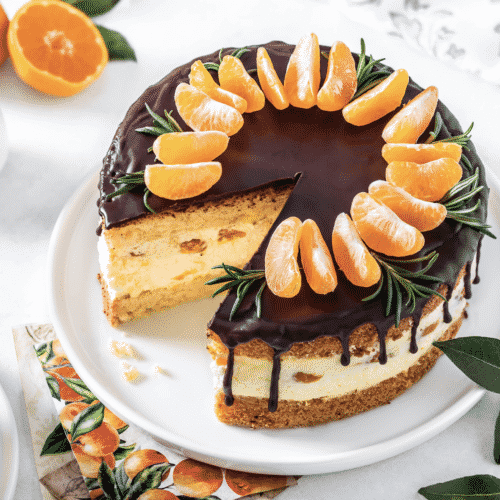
{"left": 351, "top": 192, "right": 425, "bottom": 257}
{"left": 368, "top": 180, "right": 447, "bottom": 232}
{"left": 317, "top": 41, "right": 357, "bottom": 111}
{"left": 265, "top": 217, "right": 303, "bottom": 298}
{"left": 189, "top": 60, "right": 247, "bottom": 113}
{"left": 381, "top": 142, "right": 462, "bottom": 164}
{"left": 382, "top": 86, "right": 439, "bottom": 143}
{"left": 219, "top": 55, "right": 265, "bottom": 113}
{"left": 256, "top": 47, "right": 289, "bottom": 110}
{"left": 0, "top": 3, "right": 8, "bottom": 67}
{"left": 174, "top": 83, "right": 243, "bottom": 136}
{"left": 152, "top": 131, "right": 229, "bottom": 164}
{"left": 7, "top": 0, "right": 108, "bottom": 96}
{"left": 299, "top": 219, "right": 337, "bottom": 294}
{"left": 283, "top": 33, "right": 320, "bottom": 109}
{"left": 386, "top": 158, "right": 462, "bottom": 202}
{"left": 331, "top": 213, "right": 381, "bottom": 287}
{"left": 144, "top": 162, "right": 222, "bottom": 200}
{"left": 342, "top": 69, "right": 409, "bottom": 126}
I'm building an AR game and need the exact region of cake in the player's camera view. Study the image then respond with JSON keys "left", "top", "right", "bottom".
{"left": 97, "top": 37, "right": 490, "bottom": 428}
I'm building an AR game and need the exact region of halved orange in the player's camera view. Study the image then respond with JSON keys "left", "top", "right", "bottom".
{"left": 381, "top": 142, "right": 462, "bottom": 164}
{"left": 342, "top": 69, "right": 409, "bottom": 126}
{"left": 317, "top": 41, "right": 357, "bottom": 111}
{"left": 299, "top": 219, "right": 337, "bottom": 294}
{"left": 219, "top": 55, "right": 265, "bottom": 113}
{"left": 265, "top": 217, "right": 302, "bottom": 298}
{"left": 174, "top": 83, "right": 244, "bottom": 136}
{"left": 189, "top": 60, "right": 247, "bottom": 113}
{"left": 386, "top": 158, "right": 462, "bottom": 202}
{"left": 144, "top": 162, "right": 222, "bottom": 200}
{"left": 0, "top": 3, "right": 8, "bottom": 67}
{"left": 152, "top": 131, "right": 229, "bottom": 164}
{"left": 256, "top": 47, "right": 289, "bottom": 110}
{"left": 351, "top": 192, "right": 425, "bottom": 257}
{"left": 382, "top": 86, "right": 438, "bottom": 143}
{"left": 283, "top": 33, "right": 320, "bottom": 109}
{"left": 331, "top": 213, "right": 381, "bottom": 287}
{"left": 368, "top": 180, "right": 447, "bottom": 232}
{"left": 7, "top": 0, "right": 108, "bottom": 96}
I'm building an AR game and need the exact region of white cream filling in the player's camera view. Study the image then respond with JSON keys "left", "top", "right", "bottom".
{"left": 212, "top": 268, "right": 471, "bottom": 402}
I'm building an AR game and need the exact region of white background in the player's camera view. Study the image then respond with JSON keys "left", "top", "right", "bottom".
{"left": 1, "top": 0, "right": 500, "bottom": 498}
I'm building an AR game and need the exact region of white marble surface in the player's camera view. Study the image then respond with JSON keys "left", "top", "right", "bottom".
{"left": 1, "top": 0, "right": 500, "bottom": 498}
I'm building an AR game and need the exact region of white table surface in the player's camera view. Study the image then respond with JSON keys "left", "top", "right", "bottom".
{"left": 1, "top": 0, "right": 500, "bottom": 498}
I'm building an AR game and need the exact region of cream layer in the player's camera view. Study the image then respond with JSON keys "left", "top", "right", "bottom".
{"left": 211, "top": 267, "right": 471, "bottom": 402}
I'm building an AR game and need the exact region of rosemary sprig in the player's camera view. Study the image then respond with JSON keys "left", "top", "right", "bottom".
{"left": 424, "top": 111, "right": 473, "bottom": 151}
{"left": 205, "top": 264, "right": 266, "bottom": 321}
{"left": 135, "top": 103, "right": 183, "bottom": 137}
{"left": 203, "top": 46, "right": 253, "bottom": 72}
{"left": 363, "top": 251, "right": 445, "bottom": 327}
{"left": 105, "top": 171, "right": 156, "bottom": 213}
{"left": 439, "top": 168, "right": 496, "bottom": 238}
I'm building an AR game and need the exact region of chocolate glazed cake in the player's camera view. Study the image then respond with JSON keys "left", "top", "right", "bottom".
{"left": 98, "top": 41, "right": 488, "bottom": 428}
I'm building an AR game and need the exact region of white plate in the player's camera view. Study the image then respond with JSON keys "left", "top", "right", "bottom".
{"left": 48, "top": 168, "right": 500, "bottom": 475}
{"left": 0, "top": 379, "right": 20, "bottom": 500}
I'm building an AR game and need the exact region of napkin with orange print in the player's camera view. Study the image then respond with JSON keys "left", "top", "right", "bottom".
{"left": 13, "top": 323, "right": 297, "bottom": 500}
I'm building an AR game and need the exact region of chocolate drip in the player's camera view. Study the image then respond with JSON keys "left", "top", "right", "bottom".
{"left": 473, "top": 235, "right": 484, "bottom": 284}
{"left": 443, "top": 285, "right": 453, "bottom": 324}
{"left": 98, "top": 42, "right": 489, "bottom": 412}
{"left": 269, "top": 350, "right": 283, "bottom": 412}
{"left": 223, "top": 348, "right": 235, "bottom": 406}
{"left": 410, "top": 315, "right": 420, "bottom": 354}
{"left": 464, "top": 261, "right": 472, "bottom": 300}
{"left": 340, "top": 335, "right": 351, "bottom": 366}
{"left": 377, "top": 327, "right": 387, "bottom": 365}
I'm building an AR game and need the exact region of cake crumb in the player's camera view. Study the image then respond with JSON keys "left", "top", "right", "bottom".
{"left": 109, "top": 340, "right": 136, "bottom": 359}
{"left": 121, "top": 361, "right": 140, "bottom": 382}
{"left": 152, "top": 365, "right": 168, "bottom": 376}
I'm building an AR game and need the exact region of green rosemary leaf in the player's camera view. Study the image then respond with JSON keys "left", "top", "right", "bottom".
{"left": 164, "top": 110, "right": 183, "bottom": 132}
{"left": 412, "top": 284, "right": 446, "bottom": 302}
{"left": 381, "top": 250, "right": 438, "bottom": 265}
{"left": 440, "top": 170, "right": 479, "bottom": 204}
{"left": 247, "top": 68, "right": 257, "bottom": 74}
{"left": 221, "top": 264, "right": 245, "bottom": 276}
{"left": 385, "top": 269, "right": 393, "bottom": 317}
{"left": 447, "top": 199, "right": 481, "bottom": 216}
{"left": 412, "top": 275, "right": 445, "bottom": 283}
{"left": 424, "top": 112, "right": 443, "bottom": 143}
{"left": 476, "top": 227, "right": 497, "bottom": 239}
{"left": 211, "top": 280, "right": 240, "bottom": 298}
{"left": 255, "top": 280, "right": 266, "bottom": 318}
{"left": 105, "top": 184, "right": 136, "bottom": 200}
{"left": 205, "top": 275, "right": 235, "bottom": 286}
{"left": 320, "top": 51, "right": 329, "bottom": 60}
{"left": 218, "top": 48, "right": 224, "bottom": 63}
{"left": 143, "top": 189, "right": 155, "bottom": 213}
{"left": 356, "top": 39, "right": 367, "bottom": 78}
{"left": 393, "top": 277, "right": 402, "bottom": 327}
{"left": 135, "top": 125, "right": 167, "bottom": 136}
{"left": 362, "top": 274, "right": 384, "bottom": 302}
{"left": 352, "top": 77, "right": 387, "bottom": 100}
{"left": 435, "top": 121, "right": 473, "bottom": 146}
{"left": 231, "top": 47, "right": 250, "bottom": 59}
{"left": 204, "top": 62, "right": 220, "bottom": 71}
{"left": 461, "top": 154, "right": 474, "bottom": 173}
{"left": 230, "top": 279, "right": 253, "bottom": 321}
{"left": 444, "top": 187, "right": 484, "bottom": 209}
{"left": 145, "top": 103, "right": 172, "bottom": 132}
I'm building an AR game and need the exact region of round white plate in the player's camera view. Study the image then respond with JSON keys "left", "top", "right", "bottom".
{"left": 0, "top": 379, "right": 20, "bottom": 500}
{"left": 48, "top": 168, "right": 500, "bottom": 475}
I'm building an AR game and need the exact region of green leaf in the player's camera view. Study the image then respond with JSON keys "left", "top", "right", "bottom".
{"left": 433, "top": 337, "right": 500, "bottom": 392}
{"left": 40, "top": 423, "right": 71, "bottom": 456}
{"left": 113, "top": 442, "right": 136, "bottom": 461}
{"left": 124, "top": 463, "right": 172, "bottom": 500}
{"left": 95, "top": 25, "right": 137, "bottom": 62}
{"left": 61, "top": 377, "right": 96, "bottom": 402}
{"left": 45, "top": 374, "right": 61, "bottom": 401}
{"left": 85, "top": 477, "right": 101, "bottom": 490}
{"left": 113, "top": 462, "right": 129, "bottom": 497}
{"left": 494, "top": 408, "right": 500, "bottom": 464}
{"left": 98, "top": 461, "right": 120, "bottom": 500}
{"left": 71, "top": 402, "right": 105, "bottom": 443}
{"left": 62, "top": 0, "right": 120, "bottom": 17}
{"left": 35, "top": 343, "right": 48, "bottom": 359}
{"left": 418, "top": 474, "right": 500, "bottom": 499}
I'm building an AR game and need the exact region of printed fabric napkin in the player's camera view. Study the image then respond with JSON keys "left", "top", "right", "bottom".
{"left": 12, "top": 324, "right": 298, "bottom": 500}
{"left": 339, "top": 0, "right": 500, "bottom": 85}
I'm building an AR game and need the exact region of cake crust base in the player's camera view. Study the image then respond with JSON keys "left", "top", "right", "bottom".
{"left": 213, "top": 316, "right": 462, "bottom": 429}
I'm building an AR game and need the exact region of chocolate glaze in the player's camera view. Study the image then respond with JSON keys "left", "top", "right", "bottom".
{"left": 98, "top": 42, "right": 489, "bottom": 412}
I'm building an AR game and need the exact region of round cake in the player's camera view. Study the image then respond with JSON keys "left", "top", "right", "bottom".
{"left": 97, "top": 37, "right": 489, "bottom": 428}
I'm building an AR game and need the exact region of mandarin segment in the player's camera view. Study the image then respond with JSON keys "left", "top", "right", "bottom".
{"left": 351, "top": 192, "right": 425, "bottom": 257}
{"left": 386, "top": 158, "right": 462, "bottom": 202}
{"left": 382, "top": 86, "right": 439, "bottom": 143}
{"left": 299, "top": 219, "right": 337, "bottom": 294}
{"left": 368, "top": 180, "right": 447, "bottom": 232}
{"left": 7, "top": 0, "right": 108, "bottom": 96}
{"left": 152, "top": 131, "right": 229, "bottom": 164}
{"left": 265, "top": 217, "right": 303, "bottom": 298}
{"left": 331, "top": 213, "right": 381, "bottom": 287}
{"left": 145, "top": 162, "right": 222, "bottom": 200}
{"left": 174, "top": 83, "right": 243, "bottom": 136}
{"left": 381, "top": 142, "right": 462, "bottom": 163}
{"left": 219, "top": 55, "right": 265, "bottom": 113}
{"left": 317, "top": 41, "right": 357, "bottom": 111}
{"left": 283, "top": 33, "right": 320, "bottom": 109}
{"left": 256, "top": 47, "right": 289, "bottom": 110}
{"left": 189, "top": 60, "right": 247, "bottom": 113}
{"left": 342, "top": 69, "right": 409, "bottom": 126}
